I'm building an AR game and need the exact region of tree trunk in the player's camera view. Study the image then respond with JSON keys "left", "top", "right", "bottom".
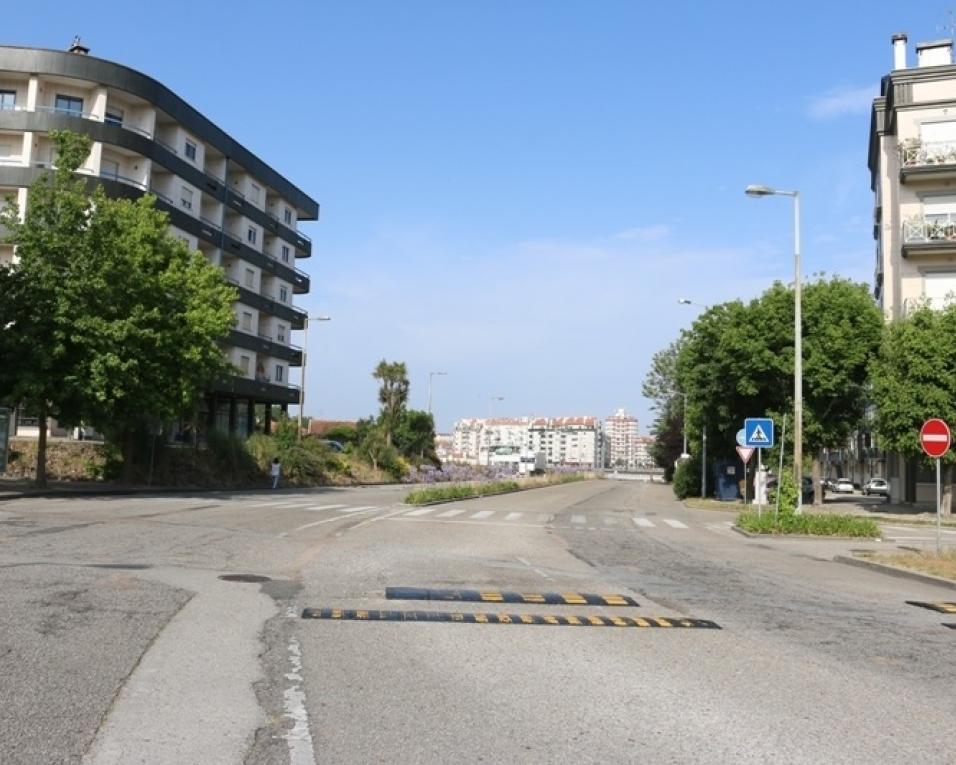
{"left": 35, "top": 401, "right": 47, "bottom": 488}
{"left": 812, "top": 454, "right": 823, "bottom": 507}
{"left": 942, "top": 462, "right": 953, "bottom": 517}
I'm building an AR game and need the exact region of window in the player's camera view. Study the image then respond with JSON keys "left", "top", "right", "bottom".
{"left": 281, "top": 245, "right": 290, "bottom": 263}
{"left": 241, "top": 311, "right": 252, "bottom": 331}
{"left": 0, "top": 142, "right": 14, "bottom": 159}
{"left": 283, "top": 207, "right": 292, "bottom": 225}
{"left": 250, "top": 183, "right": 261, "bottom": 204}
{"left": 275, "top": 365, "right": 284, "bottom": 383}
{"left": 279, "top": 286, "right": 288, "bottom": 303}
{"left": 239, "top": 355, "right": 250, "bottom": 375}
{"left": 244, "top": 268, "right": 255, "bottom": 288}
{"left": 924, "top": 272, "right": 956, "bottom": 308}
{"left": 54, "top": 94, "right": 83, "bottom": 115}
{"left": 277, "top": 324, "right": 286, "bottom": 343}
{"left": 104, "top": 106, "right": 124, "bottom": 126}
{"left": 0, "top": 90, "right": 15, "bottom": 110}
{"left": 247, "top": 226, "right": 257, "bottom": 245}
{"left": 184, "top": 140, "right": 197, "bottom": 161}
{"left": 101, "top": 158, "right": 119, "bottom": 179}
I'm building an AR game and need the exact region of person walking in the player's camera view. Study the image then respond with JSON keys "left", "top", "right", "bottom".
{"left": 271, "top": 457, "right": 281, "bottom": 489}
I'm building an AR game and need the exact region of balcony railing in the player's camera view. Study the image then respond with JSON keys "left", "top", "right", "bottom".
{"left": 902, "top": 214, "right": 956, "bottom": 243}
{"left": 900, "top": 139, "right": 956, "bottom": 168}
{"left": 149, "top": 187, "right": 175, "bottom": 206}
{"left": 100, "top": 170, "right": 147, "bottom": 191}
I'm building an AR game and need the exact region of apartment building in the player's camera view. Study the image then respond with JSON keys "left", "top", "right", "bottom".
{"left": 603, "top": 408, "right": 640, "bottom": 469}
{"left": 0, "top": 41, "right": 318, "bottom": 437}
{"left": 634, "top": 436, "right": 656, "bottom": 468}
{"left": 868, "top": 33, "right": 956, "bottom": 501}
{"left": 450, "top": 416, "right": 602, "bottom": 468}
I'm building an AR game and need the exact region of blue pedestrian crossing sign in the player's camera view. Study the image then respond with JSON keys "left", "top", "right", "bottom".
{"left": 743, "top": 418, "right": 774, "bottom": 448}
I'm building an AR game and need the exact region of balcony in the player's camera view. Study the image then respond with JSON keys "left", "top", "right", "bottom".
{"left": 901, "top": 214, "right": 956, "bottom": 257}
{"left": 899, "top": 139, "right": 956, "bottom": 183}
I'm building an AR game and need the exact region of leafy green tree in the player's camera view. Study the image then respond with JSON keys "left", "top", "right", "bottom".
{"left": 642, "top": 339, "right": 685, "bottom": 475}
{"left": 393, "top": 409, "right": 438, "bottom": 465}
{"left": 373, "top": 360, "right": 409, "bottom": 446}
{"left": 871, "top": 303, "right": 956, "bottom": 514}
{"left": 0, "top": 131, "right": 96, "bottom": 486}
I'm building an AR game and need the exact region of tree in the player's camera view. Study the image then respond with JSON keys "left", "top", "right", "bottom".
{"left": 75, "top": 189, "right": 236, "bottom": 481}
{"left": 871, "top": 303, "right": 956, "bottom": 515}
{"left": 393, "top": 409, "right": 438, "bottom": 465}
{"left": 373, "top": 360, "right": 409, "bottom": 446}
{"left": 642, "top": 340, "right": 685, "bottom": 475}
{"left": 0, "top": 131, "right": 97, "bottom": 486}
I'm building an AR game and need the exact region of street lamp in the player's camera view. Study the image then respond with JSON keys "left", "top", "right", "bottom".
{"left": 427, "top": 371, "right": 447, "bottom": 416}
{"left": 297, "top": 314, "right": 331, "bottom": 439}
{"left": 746, "top": 183, "right": 802, "bottom": 512}
{"left": 678, "top": 298, "right": 709, "bottom": 309}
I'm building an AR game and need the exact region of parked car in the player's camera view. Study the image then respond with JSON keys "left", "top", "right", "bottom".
{"left": 863, "top": 477, "right": 889, "bottom": 497}
{"left": 832, "top": 478, "right": 855, "bottom": 494}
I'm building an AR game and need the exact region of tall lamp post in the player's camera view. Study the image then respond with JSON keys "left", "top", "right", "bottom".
{"left": 427, "top": 371, "right": 447, "bottom": 416}
{"left": 679, "top": 299, "right": 711, "bottom": 495}
{"left": 297, "top": 314, "right": 331, "bottom": 440}
{"left": 745, "top": 184, "right": 802, "bottom": 512}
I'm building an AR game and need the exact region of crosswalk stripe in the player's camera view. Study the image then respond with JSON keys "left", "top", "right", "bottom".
{"left": 632, "top": 517, "right": 655, "bottom": 528}
{"left": 405, "top": 507, "right": 438, "bottom": 517}
{"left": 603, "top": 517, "right": 618, "bottom": 526}
{"left": 571, "top": 514, "right": 586, "bottom": 524}
{"left": 470, "top": 510, "right": 495, "bottom": 519}
{"left": 337, "top": 505, "right": 378, "bottom": 513}
{"left": 663, "top": 519, "right": 689, "bottom": 529}
{"left": 305, "top": 504, "right": 349, "bottom": 512}
{"left": 505, "top": 512, "right": 523, "bottom": 521}
{"left": 436, "top": 509, "right": 465, "bottom": 518}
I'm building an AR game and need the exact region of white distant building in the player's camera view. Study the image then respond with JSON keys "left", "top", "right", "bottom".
{"left": 603, "top": 408, "right": 640, "bottom": 469}
{"left": 634, "top": 436, "right": 656, "bottom": 467}
{"left": 450, "top": 415, "right": 601, "bottom": 468}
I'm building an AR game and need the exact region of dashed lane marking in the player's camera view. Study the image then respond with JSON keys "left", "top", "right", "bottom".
{"left": 906, "top": 601, "right": 956, "bottom": 614}
{"left": 469, "top": 510, "right": 494, "bottom": 520}
{"left": 571, "top": 515, "right": 586, "bottom": 524}
{"left": 663, "top": 519, "right": 689, "bottom": 529}
{"left": 289, "top": 507, "right": 384, "bottom": 533}
{"left": 436, "top": 509, "right": 465, "bottom": 518}
{"left": 301, "top": 608, "right": 720, "bottom": 629}
{"left": 385, "top": 587, "right": 640, "bottom": 606}
{"left": 404, "top": 507, "right": 438, "bottom": 517}
{"left": 305, "top": 504, "right": 349, "bottom": 512}
{"left": 505, "top": 512, "right": 524, "bottom": 521}
{"left": 632, "top": 518, "right": 655, "bottom": 528}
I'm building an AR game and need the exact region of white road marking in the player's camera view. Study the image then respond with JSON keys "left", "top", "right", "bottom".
{"left": 505, "top": 512, "right": 524, "bottom": 521}
{"left": 632, "top": 517, "right": 655, "bottom": 528}
{"left": 470, "top": 510, "right": 494, "bottom": 520}
{"left": 336, "top": 505, "right": 378, "bottom": 513}
{"left": 436, "top": 509, "right": 465, "bottom": 518}
{"left": 289, "top": 507, "right": 383, "bottom": 533}
{"left": 664, "top": 519, "right": 689, "bottom": 529}
{"left": 303, "top": 504, "right": 348, "bottom": 512}
{"left": 283, "top": 636, "right": 318, "bottom": 765}
{"left": 571, "top": 514, "right": 586, "bottom": 524}
{"left": 603, "top": 517, "right": 618, "bottom": 526}
{"left": 884, "top": 525, "right": 956, "bottom": 535}
{"left": 405, "top": 507, "right": 438, "bottom": 517}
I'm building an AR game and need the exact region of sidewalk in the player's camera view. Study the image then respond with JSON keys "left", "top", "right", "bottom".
{"left": 0, "top": 478, "right": 216, "bottom": 501}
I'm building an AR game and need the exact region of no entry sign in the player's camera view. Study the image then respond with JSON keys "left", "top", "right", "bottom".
{"left": 920, "top": 419, "right": 951, "bottom": 459}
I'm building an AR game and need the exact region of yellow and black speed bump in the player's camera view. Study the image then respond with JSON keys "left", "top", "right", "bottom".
{"left": 385, "top": 586, "right": 639, "bottom": 607}
{"left": 301, "top": 608, "right": 719, "bottom": 628}
{"left": 906, "top": 601, "right": 956, "bottom": 614}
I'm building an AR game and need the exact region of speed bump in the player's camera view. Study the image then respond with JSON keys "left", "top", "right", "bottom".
{"left": 385, "top": 587, "right": 640, "bottom": 607}
{"left": 301, "top": 608, "right": 719, "bottom": 628}
{"left": 906, "top": 601, "right": 956, "bottom": 614}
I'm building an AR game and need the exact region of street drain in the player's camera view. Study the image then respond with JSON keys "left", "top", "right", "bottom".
{"left": 219, "top": 574, "right": 272, "bottom": 583}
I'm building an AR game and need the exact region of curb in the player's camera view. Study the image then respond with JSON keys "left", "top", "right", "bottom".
{"left": 731, "top": 526, "right": 877, "bottom": 541}
{"left": 833, "top": 555, "right": 956, "bottom": 591}
{"left": 403, "top": 477, "right": 596, "bottom": 507}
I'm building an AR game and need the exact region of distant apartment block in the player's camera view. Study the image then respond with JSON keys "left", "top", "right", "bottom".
{"left": 634, "top": 436, "right": 655, "bottom": 467}
{"left": 450, "top": 416, "right": 602, "bottom": 468}
{"left": 0, "top": 41, "right": 318, "bottom": 437}
{"left": 868, "top": 33, "right": 956, "bottom": 500}
{"left": 603, "top": 408, "right": 640, "bottom": 469}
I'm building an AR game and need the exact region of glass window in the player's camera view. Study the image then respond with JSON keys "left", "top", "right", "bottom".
{"left": 283, "top": 207, "right": 292, "bottom": 225}
{"left": 184, "top": 140, "right": 197, "bottom": 161}
{"left": 244, "top": 268, "right": 255, "bottom": 288}
{"left": 181, "top": 186, "right": 193, "bottom": 210}
{"left": 277, "top": 325, "right": 286, "bottom": 343}
{"left": 101, "top": 158, "right": 119, "bottom": 178}
{"left": 247, "top": 227, "right": 257, "bottom": 245}
{"left": 241, "top": 311, "right": 252, "bottom": 331}
{"left": 0, "top": 90, "right": 15, "bottom": 110}
{"left": 105, "top": 106, "right": 124, "bottom": 126}
{"left": 240, "top": 355, "right": 250, "bottom": 375}
{"left": 279, "top": 286, "right": 288, "bottom": 303}
{"left": 54, "top": 94, "right": 84, "bottom": 115}
{"left": 275, "top": 365, "right": 284, "bottom": 383}
{"left": 250, "top": 183, "right": 261, "bottom": 204}
{"left": 281, "top": 245, "right": 290, "bottom": 263}
{"left": 0, "top": 142, "right": 13, "bottom": 159}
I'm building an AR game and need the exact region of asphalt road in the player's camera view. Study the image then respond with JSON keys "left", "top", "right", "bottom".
{"left": 1, "top": 480, "right": 954, "bottom": 764}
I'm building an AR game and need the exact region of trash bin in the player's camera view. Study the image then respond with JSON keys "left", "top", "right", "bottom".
{"left": 714, "top": 460, "right": 741, "bottom": 501}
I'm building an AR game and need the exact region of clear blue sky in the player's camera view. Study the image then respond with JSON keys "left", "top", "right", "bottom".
{"left": 8, "top": 1, "right": 951, "bottom": 431}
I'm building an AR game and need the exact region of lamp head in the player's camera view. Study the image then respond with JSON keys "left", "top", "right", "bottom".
{"left": 745, "top": 184, "right": 776, "bottom": 197}
{"left": 678, "top": 298, "right": 692, "bottom": 305}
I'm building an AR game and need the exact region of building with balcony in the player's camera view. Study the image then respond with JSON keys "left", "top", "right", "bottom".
{"left": 603, "top": 408, "right": 640, "bottom": 469}
{"left": 868, "top": 33, "right": 956, "bottom": 501}
{"left": 0, "top": 40, "right": 318, "bottom": 437}
{"left": 449, "top": 416, "right": 602, "bottom": 468}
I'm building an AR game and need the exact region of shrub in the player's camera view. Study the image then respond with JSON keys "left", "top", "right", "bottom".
{"left": 672, "top": 456, "right": 701, "bottom": 499}
{"left": 769, "top": 471, "right": 799, "bottom": 515}
{"left": 736, "top": 511, "right": 878, "bottom": 537}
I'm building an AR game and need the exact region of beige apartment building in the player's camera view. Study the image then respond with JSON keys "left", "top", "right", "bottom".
{"left": 603, "top": 408, "right": 640, "bottom": 469}
{"left": 450, "top": 416, "right": 602, "bottom": 468}
{"left": 869, "top": 33, "right": 956, "bottom": 501}
{"left": 0, "top": 40, "right": 318, "bottom": 437}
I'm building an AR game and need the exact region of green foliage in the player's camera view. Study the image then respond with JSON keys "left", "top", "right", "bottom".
{"left": 643, "top": 340, "right": 686, "bottom": 473}
{"left": 672, "top": 456, "right": 701, "bottom": 499}
{"left": 373, "top": 360, "right": 410, "bottom": 446}
{"left": 769, "top": 471, "right": 799, "bottom": 515}
{"left": 736, "top": 511, "right": 879, "bottom": 537}
{"left": 404, "top": 474, "right": 590, "bottom": 505}
{"left": 356, "top": 423, "right": 402, "bottom": 477}
{"left": 393, "top": 409, "right": 438, "bottom": 465}
{"left": 322, "top": 424, "right": 359, "bottom": 445}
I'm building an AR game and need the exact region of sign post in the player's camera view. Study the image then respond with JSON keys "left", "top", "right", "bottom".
{"left": 920, "top": 418, "right": 951, "bottom": 555}
{"left": 736, "top": 445, "right": 754, "bottom": 506}
{"left": 744, "top": 418, "right": 775, "bottom": 518}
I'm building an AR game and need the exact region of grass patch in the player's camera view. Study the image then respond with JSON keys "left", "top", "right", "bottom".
{"left": 866, "top": 549, "right": 956, "bottom": 581}
{"left": 404, "top": 473, "right": 591, "bottom": 505}
{"left": 736, "top": 511, "right": 879, "bottom": 538}
{"left": 684, "top": 498, "right": 742, "bottom": 512}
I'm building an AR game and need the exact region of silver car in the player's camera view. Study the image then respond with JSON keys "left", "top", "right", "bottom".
{"left": 863, "top": 478, "right": 889, "bottom": 497}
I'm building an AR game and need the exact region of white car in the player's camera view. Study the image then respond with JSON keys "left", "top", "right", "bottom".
{"left": 832, "top": 478, "right": 855, "bottom": 494}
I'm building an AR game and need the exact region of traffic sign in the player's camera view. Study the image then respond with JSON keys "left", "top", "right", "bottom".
{"left": 920, "top": 418, "right": 951, "bottom": 459}
{"left": 744, "top": 418, "right": 774, "bottom": 448}
{"left": 736, "top": 445, "right": 754, "bottom": 464}
{"left": 736, "top": 429, "right": 746, "bottom": 447}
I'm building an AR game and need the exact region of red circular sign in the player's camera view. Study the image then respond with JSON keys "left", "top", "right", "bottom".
{"left": 920, "top": 418, "right": 952, "bottom": 458}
